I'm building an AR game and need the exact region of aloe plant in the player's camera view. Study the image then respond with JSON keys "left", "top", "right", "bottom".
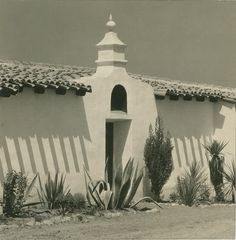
{"left": 84, "top": 158, "right": 143, "bottom": 210}
{"left": 204, "top": 140, "right": 227, "bottom": 201}
{"left": 37, "top": 172, "right": 70, "bottom": 209}
{"left": 222, "top": 160, "right": 235, "bottom": 203}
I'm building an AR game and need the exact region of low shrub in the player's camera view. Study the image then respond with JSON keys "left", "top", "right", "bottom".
{"left": 169, "top": 192, "right": 179, "bottom": 203}
{"left": 56, "top": 192, "right": 86, "bottom": 215}
{"left": 2, "top": 170, "right": 38, "bottom": 217}
{"left": 3, "top": 171, "right": 27, "bottom": 216}
{"left": 197, "top": 184, "right": 210, "bottom": 202}
{"left": 73, "top": 192, "right": 86, "bottom": 209}
{"left": 56, "top": 193, "right": 75, "bottom": 215}
{"left": 176, "top": 161, "right": 208, "bottom": 206}
{"left": 80, "top": 205, "right": 101, "bottom": 216}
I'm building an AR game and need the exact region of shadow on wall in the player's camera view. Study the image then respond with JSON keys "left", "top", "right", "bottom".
{"left": 213, "top": 103, "right": 226, "bottom": 130}
{"left": 213, "top": 102, "right": 235, "bottom": 161}
{"left": 155, "top": 99, "right": 225, "bottom": 169}
{"left": 0, "top": 89, "right": 91, "bottom": 182}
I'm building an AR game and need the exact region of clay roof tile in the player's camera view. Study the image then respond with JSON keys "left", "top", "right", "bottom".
{"left": 0, "top": 60, "right": 235, "bottom": 101}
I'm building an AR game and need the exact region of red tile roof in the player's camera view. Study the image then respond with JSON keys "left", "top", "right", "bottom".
{"left": 132, "top": 74, "right": 236, "bottom": 103}
{"left": 0, "top": 60, "right": 235, "bottom": 102}
{"left": 0, "top": 60, "right": 92, "bottom": 97}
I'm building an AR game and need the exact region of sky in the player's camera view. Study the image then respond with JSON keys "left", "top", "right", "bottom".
{"left": 0, "top": 0, "right": 235, "bottom": 88}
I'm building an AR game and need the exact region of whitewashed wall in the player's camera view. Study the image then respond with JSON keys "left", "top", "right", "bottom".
{"left": 0, "top": 88, "right": 93, "bottom": 194}
{"left": 214, "top": 101, "right": 236, "bottom": 164}
{"left": 0, "top": 78, "right": 235, "bottom": 201}
{"left": 155, "top": 98, "right": 236, "bottom": 198}
{"left": 0, "top": 69, "right": 157, "bottom": 200}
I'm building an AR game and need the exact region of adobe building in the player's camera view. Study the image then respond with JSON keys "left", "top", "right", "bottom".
{"left": 0, "top": 16, "right": 235, "bottom": 198}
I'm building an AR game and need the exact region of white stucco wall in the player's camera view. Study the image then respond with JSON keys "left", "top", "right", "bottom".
{"left": 0, "top": 67, "right": 157, "bottom": 200}
{"left": 0, "top": 71, "right": 235, "bottom": 201}
{"left": 214, "top": 101, "right": 236, "bottom": 163}
{"left": 81, "top": 68, "right": 157, "bottom": 199}
{"left": 0, "top": 88, "right": 93, "bottom": 194}
{"left": 155, "top": 98, "right": 214, "bottom": 197}
{"left": 155, "top": 98, "right": 236, "bottom": 198}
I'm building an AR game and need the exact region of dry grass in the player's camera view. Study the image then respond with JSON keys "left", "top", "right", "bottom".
{"left": 0, "top": 204, "right": 235, "bottom": 240}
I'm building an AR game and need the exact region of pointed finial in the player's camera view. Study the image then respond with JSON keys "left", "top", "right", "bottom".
{"left": 106, "top": 14, "right": 116, "bottom": 31}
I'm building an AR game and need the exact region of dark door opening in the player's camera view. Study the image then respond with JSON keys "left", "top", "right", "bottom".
{"left": 105, "top": 122, "right": 113, "bottom": 186}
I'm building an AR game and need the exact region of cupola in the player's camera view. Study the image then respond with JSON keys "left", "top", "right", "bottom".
{"left": 95, "top": 15, "right": 128, "bottom": 75}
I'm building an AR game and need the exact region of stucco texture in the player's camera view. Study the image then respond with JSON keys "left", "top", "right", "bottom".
{"left": 0, "top": 72, "right": 235, "bottom": 200}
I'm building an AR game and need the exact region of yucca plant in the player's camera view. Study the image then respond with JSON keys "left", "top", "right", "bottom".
{"left": 84, "top": 158, "right": 144, "bottom": 210}
{"left": 176, "top": 161, "right": 207, "bottom": 206}
{"left": 204, "top": 140, "right": 227, "bottom": 201}
{"left": 37, "top": 172, "right": 70, "bottom": 209}
{"left": 222, "top": 160, "right": 235, "bottom": 203}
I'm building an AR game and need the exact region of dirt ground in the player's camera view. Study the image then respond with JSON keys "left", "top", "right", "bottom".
{"left": 0, "top": 204, "right": 235, "bottom": 240}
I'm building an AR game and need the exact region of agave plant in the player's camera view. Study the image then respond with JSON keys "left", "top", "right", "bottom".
{"left": 37, "top": 172, "right": 70, "bottom": 209}
{"left": 176, "top": 161, "right": 207, "bottom": 206}
{"left": 204, "top": 140, "right": 227, "bottom": 201}
{"left": 222, "top": 160, "right": 235, "bottom": 203}
{"left": 84, "top": 158, "right": 143, "bottom": 210}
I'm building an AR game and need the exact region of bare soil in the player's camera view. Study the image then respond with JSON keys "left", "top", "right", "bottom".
{"left": 0, "top": 204, "right": 235, "bottom": 240}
